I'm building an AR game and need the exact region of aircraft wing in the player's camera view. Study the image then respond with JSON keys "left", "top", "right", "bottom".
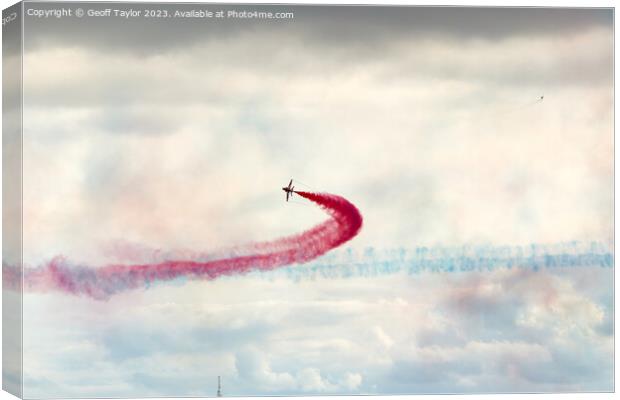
{"left": 286, "top": 191, "right": 290, "bottom": 202}
{"left": 288, "top": 179, "right": 293, "bottom": 188}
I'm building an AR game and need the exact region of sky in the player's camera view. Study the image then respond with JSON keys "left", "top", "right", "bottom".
{"left": 6, "top": 3, "right": 614, "bottom": 397}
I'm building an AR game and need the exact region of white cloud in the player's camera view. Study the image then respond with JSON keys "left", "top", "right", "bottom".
{"left": 373, "top": 326, "right": 395, "bottom": 349}
{"left": 16, "top": 8, "right": 612, "bottom": 397}
{"left": 21, "top": 24, "right": 612, "bottom": 264}
{"left": 21, "top": 266, "right": 613, "bottom": 397}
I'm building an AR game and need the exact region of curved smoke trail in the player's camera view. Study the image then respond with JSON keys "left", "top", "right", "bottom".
{"left": 3, "top": 191, "right": 363, "bottom": 300}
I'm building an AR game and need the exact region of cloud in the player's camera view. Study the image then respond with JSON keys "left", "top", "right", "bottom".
{"left": 20, "top": 21, "right": 613, "bottom": 262}
{"left": 21, "top": 265, "right": 613, "bottom": 397}
{"left": 23, "top": 23, "right": 613, "bottom": 110}
{"left": 16, "top": 5, "right": 612, "bottom": 397}
{"left": 235, "top": 348, "right": 296, "bottom": 392}
{"left": 22, "top": 5, "right": 612, "bottom": 54}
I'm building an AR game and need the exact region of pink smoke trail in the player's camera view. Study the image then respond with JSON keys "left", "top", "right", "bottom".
{"left": 3, "top": 191, "right": 363, "bottom": 300}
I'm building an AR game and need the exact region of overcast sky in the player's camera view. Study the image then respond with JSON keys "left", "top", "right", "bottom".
{"left": 13, "top": 4, "right": 614, "bottom": 397}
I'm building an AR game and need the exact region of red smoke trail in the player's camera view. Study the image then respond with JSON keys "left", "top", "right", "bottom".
{"left": 3, "top": 191, "right": 363, "bottom": 300}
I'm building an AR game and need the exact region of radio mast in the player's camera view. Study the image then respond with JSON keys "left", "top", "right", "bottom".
{"left": 217, "top": 376, "right": 222, "bottom": 397}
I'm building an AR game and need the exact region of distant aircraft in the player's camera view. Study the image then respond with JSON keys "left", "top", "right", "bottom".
{"left": 540, "top": 95, "right": 544, "bottom": 101}
{"left": 282, "top": 179, "right": 295, "bottom": 202}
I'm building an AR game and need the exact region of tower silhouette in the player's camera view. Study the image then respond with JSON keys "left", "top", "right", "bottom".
{"left": 217, "top": 376, "right": 222, "bottom": 397}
